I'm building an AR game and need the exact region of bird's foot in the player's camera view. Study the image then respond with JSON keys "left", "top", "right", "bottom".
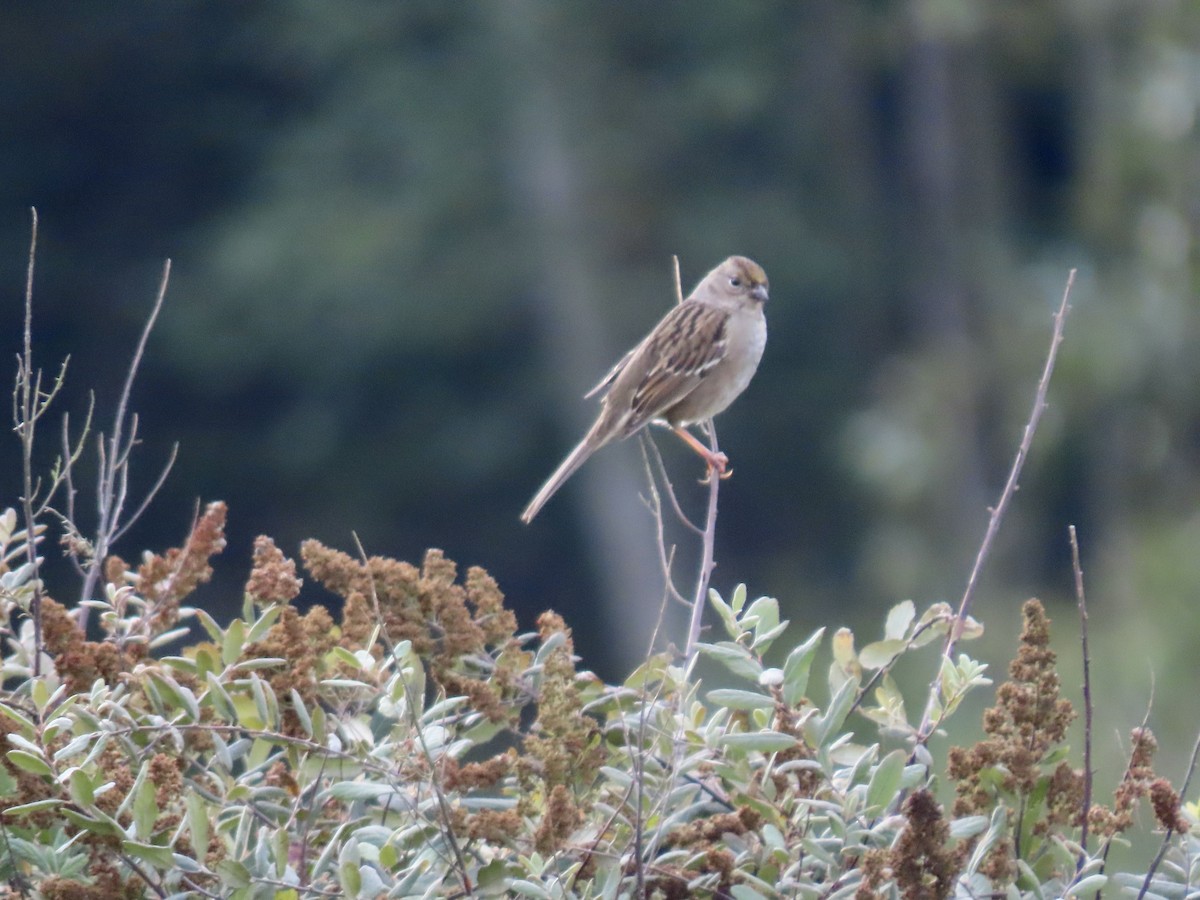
{"left": 671, "top": 426, "right": 732, "bottom": 484}
{"left": 699, "top": 451, "right": 731, "bottom": 484}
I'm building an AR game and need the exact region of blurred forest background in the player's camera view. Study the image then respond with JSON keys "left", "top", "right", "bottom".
{"left": 3, "top": 3, "right": 1200, "bottom": 784}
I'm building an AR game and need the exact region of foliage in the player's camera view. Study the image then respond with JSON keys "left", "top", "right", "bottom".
{"left": 0, "top": 516, "right": 1194, "bottom": 897}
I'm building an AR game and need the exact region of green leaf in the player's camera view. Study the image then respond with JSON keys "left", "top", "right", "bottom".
{"left": 68, "top": 768, "right": 96, "bottom": 807}
{"left": 233, "top": 656, "right": 287, "bottom": 671}
{"left": 884, "top": 600, "right": 916, "bottom": 640}
{"left": 7, "top": 749, "right": 51, "bottom": 777}
{"left": 696, "top": 642, "right": 763, "bottom": 681}
{"left": 222, "top": 618, "right": 246, "bottom": 667}
{"left": 339, "top": 861, "right": 362, "bottom": 896}
{"left": 949, "top": 815, "right": 989, "bottom": 839}
{"left": 706, "top": 689, "right": 775, "bottom": 711}
{"left": 290, "top": 688, "right": 313, "bottom": 738}
{"left": 328, "top": 782, "right": 400, "bottom": 802}
{"left": 216, "top": 859, "right": 252, "bottom": 889}
{"left": 730, "top": 582, "right": 748, "bottom": 614}
{"left": 328, "top": 645, "right": 360, "bottom": 669}
{"left": 745, "top": 595, "right": 779, "bottom": 636}
{"left": 60, "top": 807, "right": 120, "bottom": 835}
{"left": 709, "top": 589, "right": 741, "bottom": 639}
{"left": 0, "top": 765, "right": 16, "bottom": 797}
{"left": 186, "top": 790, "right": 209, "bottom": 861}
{"left": 865, "top": 749, "right": 906, "bottom": 814}
{"left": 964, "top": 805, "right": 1007, "bottom": 876}
{"left": 0, "top": 703, "right": 35, "bottom": 733}
{"left": 195, "top": 607, "right": 225, "bottom": 643}
{"left": 249, "top": 673, "right": 276, "bottom": 728}
{"left": 751, "top": 620, "right": 790, "bottom": 655}
{"left": 719, "top": 732, "right": 798, "bottom": 753}
{"left": 30, "top": 677, "right": 52, "bottom": 714}
{"left": 193, "top": 645, "right": 220, "bottom": 678}
{"left": 246, "top": 605, "right": 282, "bottom": 643}
{"left": 807, "top": 676, "right": 858, "bottom": 749}
{"left": 161, "top": 655, "right": 199, "bottom": 676}
{"left": 147, "top": 673, "right": 200, "bottom": 721}
{"left": 5, "top": 798, "right": 63, "bottom": 816}
{"left": 511, "top": 879, "right": 553, "bottom": 898}
{"left": 476, "top": 858, "right": 512, "bottom": 891}
{"left": 1070, "top": 875, "right": 1108, "bottom": 894}
{"left": 133, "top": 765, "right": 159, "bottom": 840}
{"left": 624, "top": 654, "right": 672, "bottom": 690}
{"left": 781, "top": 628, "right": 824, "bottom": 706}
{"left": 730, "top": 886, "right": 769, "bottom": 900}
{"left": 858, "top": 639, "right": 906, "bottom": 670}
{"left": 204, "top": 671, "right": 236, "bottom": 720}
{"left": 6, "top": 733, "right": 42, "bottom": 756}
{"left": 122, "top": 840, "right": 175, "bottom": 868}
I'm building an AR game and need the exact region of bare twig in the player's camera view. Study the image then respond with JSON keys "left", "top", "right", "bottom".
{"left": 684, "top": 425, "right": 721, "bottom": 663}
{"left": 56, "top": 399, "right": 97, "bottom": 572}
{"left": 638, "top": 437, "right": 691, "bottom": 609}
{"left": 1068, "top": 525, "right": 1094, "bottom": 866}
{"left": 642, "top": 433, "right": 702, "bottom": 535}
{"left": 636, "top": 578, "right": 675, "bottom": 893}
{"left": 76, "top": 260, "right": 175, "bottom": 625}
{"left": 111, "top": 441, "right": 179, "bottom": 544}
{"left": 16, "top": 208, "right": 46, "bottom": 677}
{"left": 916, "top": 268, "right": 1076, "bottom": 745}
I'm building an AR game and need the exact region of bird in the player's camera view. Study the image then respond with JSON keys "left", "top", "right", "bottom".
{"left": 521, "top": 255, "right": 769, "bottom": 523}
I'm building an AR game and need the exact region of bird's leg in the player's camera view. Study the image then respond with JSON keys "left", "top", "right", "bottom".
{"left": 671, "top": 426, "right": 732, "bottom": 482}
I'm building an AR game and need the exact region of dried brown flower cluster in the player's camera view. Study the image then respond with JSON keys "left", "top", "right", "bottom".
{"left": 107, "top": 500, "right": 227, "bottom": 634}
{"left": 856, "top": 791, "right": 962, "bottom": 900}
{"left": 244, "top": 534, "right": 302, "bottom": 606}
{"left": 298, "top": 541, "right": 522, "bottom": 721}
{"left": 1088, "top": 727, "right": 1187, "bottom": 836}
{"left": 241, "top": 602, "right": 337, "bottom": 736}
{"left": 947, "top": 599, "right": 1081, "bottom": 878}
{"left": 651, "top": 806, "right": 763, "bottom": 897}
{"left": 518, "top": 611, "right": 603, "bottom": 853}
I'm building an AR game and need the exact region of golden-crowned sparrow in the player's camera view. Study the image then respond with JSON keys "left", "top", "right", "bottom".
{"left": 521, "top": 255, "right": 769, "bottom": 523}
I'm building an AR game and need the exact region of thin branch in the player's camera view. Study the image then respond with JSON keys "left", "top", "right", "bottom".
{"left": 916, "top": 268, "right": 1076, "bottom": 745}
{"left": 76, "top": 259, "right": 173, "bottom": 622}
{"left": 684, "top": 423, "right": 720, "bottom": 664}
{"left": 111, "top": 442, "right": 179, "bottom": 543}
{"left": 638, "top": 436, "right": 691, "bottom": 609}
{"left": 112, "top": 263, "right": 170, "bottom": 480}
{"left": 642, "top": 432, "right": 702, "bottom": 535}
{"left": 635, "top": 564, "right": 676, "bottom": 893}
{"left": 17, "top": 208, "right": 44, "bottom": 677}
{"left": 1068, "top": 525, "right": 1094, "bottom": 866}
{"left": 48, "top": 393, "right": 93, "bottom": 521}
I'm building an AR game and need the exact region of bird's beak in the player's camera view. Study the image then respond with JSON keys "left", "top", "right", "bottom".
{"left": 751, "top": 283, "right": 768, "bottom": 303}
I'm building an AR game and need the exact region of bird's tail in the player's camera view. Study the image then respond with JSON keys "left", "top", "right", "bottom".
{"left": 520, "top": 429, "right": 603, "bottom": 523}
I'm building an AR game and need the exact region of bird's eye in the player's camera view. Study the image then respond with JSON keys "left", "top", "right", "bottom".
{"left": 729, "top": 276, "right": 742, "bottom": 288}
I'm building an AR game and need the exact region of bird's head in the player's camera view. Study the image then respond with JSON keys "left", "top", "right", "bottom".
{"left": 713, "top": 256, "right": 769, "bottom": 304}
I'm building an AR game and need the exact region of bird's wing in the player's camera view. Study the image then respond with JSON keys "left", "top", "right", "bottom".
{"left": 584, "top": 347, "right": 636, "bottom": 399}
{"left": 623, "top": 301, "right": 729, "bottom": 434}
